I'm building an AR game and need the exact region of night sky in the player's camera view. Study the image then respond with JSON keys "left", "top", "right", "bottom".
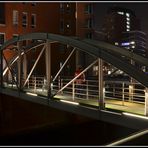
{"left": 93, "top": 2, "right": 148, "bottom": 37}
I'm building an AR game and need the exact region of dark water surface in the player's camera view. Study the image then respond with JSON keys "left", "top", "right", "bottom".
{"left": 0, "top": 119, "right": 137, "bottom": 146}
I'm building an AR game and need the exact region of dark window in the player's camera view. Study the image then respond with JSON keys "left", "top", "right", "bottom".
{"left": 84, "top": 4, "right": 92, "bottom": 14}
{"left": 60, "top": 3, "right": 64, "bottom": 12}
{"left": 31, "top": 2, "right": 36, "bottom": 6}
{"left": 31, "top": 14, "right": 36, "bottom": 28}
{"left": 13, "top": 34, "right": 18, "bottom": 47}
{"left": 59, "top": 44, "right": 66, "bottom": 53}
{"left": 22, "top": 12, "right": 27, "bottom": 27}
{"left": 66, "top": 3, "right": 71, "bottom": 13}
{"left": 60, "top": 19, "right": 64, "bottom": 32}
{"left": 85, "top": 18, "right": 92, "bottom": 28}
{"left": 0, "top": 3, "right": 5, "bottom": 24}
{"left": 22, "top": 40, "right": 26, "bottom": 47}
{"left": 86, "top": 33, "right": 92, "bottom": 39}
{"left": 0, "top": 33, "right": 5, "bottom": 46}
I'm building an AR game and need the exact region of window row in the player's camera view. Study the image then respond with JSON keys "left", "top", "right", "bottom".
{"left": 13, "top": 10, "right": 36, "bottom": 28}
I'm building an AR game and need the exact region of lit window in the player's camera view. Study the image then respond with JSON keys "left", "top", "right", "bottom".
{"left": 126, "top": 25, "right": 130, "bottom": 28}
{"left": 13, "top": 10, "right": 18, "bottom": 25}
{"left": 126, "top": 17, "right": 130, "bottom": 21}
{"left": 117, "top": 12, "right": 124, "bottom": 15}
{"left": 115, "top": 42, "right": 118, "bottom": 45}
{"left": 126, "top": 13, "right": 130, "bottom": 17}
{"left": 22, "top": 12, "right": 27, "bottom": 27}
{"left": 132, "top": 45, "right": 135, "bottom": 48}
{"left": 0, "top": 33, "right": 5, "bottom": 46}
{"left": 31, "top": 14, "right": 36, "bottom": 28}
{"left": 126, "top": 21, "right": 130, "bottom": 25}
{"left": 130, "top": 41, "right": 135, "bottom": 44}
{"left": 121, "top": 42, "right": 130, "bottom": 46}
{"left": 127, "top": 28, "right": 130, "bottom": 31}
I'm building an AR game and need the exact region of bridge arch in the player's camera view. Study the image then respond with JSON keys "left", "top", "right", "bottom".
{"left": 1, "top": 32, "right": 148, "bottom": 87}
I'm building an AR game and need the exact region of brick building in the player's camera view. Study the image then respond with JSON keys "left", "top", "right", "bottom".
{"left": 1, "top": 2, "right": 95, "bottom": 77}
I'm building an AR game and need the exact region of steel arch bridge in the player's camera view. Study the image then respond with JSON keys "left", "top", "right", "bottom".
{"left": 0, "top": 32, "right": 148, "bottom": 129}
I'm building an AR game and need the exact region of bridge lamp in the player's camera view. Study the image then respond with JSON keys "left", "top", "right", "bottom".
{"left": 26, "top": 92, "right": 38, "bottom": 96}
{"left": 60, "top": 99, "right": 79, "bottom": 105}
{"left": 123, "top": 112, "right": 148, "bottom": 120}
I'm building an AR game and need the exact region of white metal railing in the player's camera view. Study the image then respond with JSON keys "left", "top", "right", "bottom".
{"left": 3, "top": 76, "right": 146, "bottom": 106}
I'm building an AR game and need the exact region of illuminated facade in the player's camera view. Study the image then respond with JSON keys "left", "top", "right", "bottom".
{"left": 102, "top": 6, "right": 141, "bottom": 44}
{"left": 101, "top": 6, "right": 147, "bottom": 75}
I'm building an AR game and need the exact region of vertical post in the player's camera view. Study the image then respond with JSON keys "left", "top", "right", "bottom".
{"left": 98, "top": 58, "right": 104, "bottom": 110}
{"left": 61, "top": 79, "right": 63, "bottom": 95}
{"left": 129, "top": 84, "right": 133, "bottom": 102}
{"left": 17, "top": 42, "right": 21, "bottom": 93}
{"left": 86, "top": 80, "right": 89, "bottom": 100}
{"left": 45, "top": 40, "right": 51, "bottom": 99}
{"left": 0, "top": 50, "right": 3, "bottom": 88}
{"left": 72, "top": 81, "right": 75, "bottom": 100}
{"left": 34, "top": 76, "right": 36, "bottom": 93}
{"left": 145, "top": 88, "right": 148, "bottom": 116}
{"left": 122, "top": 82, "right": 125, "bottom": 106}
{"left": 23, "top": 53, "right": 27, "bottom": 80}
{"left": 58, "top": 76, "right": 60, "bottom": 91}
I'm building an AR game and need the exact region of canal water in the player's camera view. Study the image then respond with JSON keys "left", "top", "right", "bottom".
{"left": 0, "top": 119, "right": 137, "bottom": 146}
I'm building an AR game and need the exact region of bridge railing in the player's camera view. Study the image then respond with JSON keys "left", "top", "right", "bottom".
{"left": 2, "top": 76, "right": 146, "bottom": 114}
{"left": 52, "top": 78, "right": 145, "bottom": 105}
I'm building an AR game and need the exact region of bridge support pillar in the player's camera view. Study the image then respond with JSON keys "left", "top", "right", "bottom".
{"left": 98, "top": 58, "right": 105, "bottom": 110}
{"left": 145, "top": 88, "right": 148, "bottom": 116}
{"left": 45, "top": 40, "right": 51, "bottom": 99}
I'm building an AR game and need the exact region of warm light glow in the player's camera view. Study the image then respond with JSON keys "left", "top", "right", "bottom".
{"left": 26, "top": 92, "right": 38, "bottom": 96}
{"left": 108, "top": 70, "right": 111, "bottom": 75}
{"left": 115, "top": 42, "right": 118, "bottom": 45}
{"left": 130, "top": 41, "right": 135, "bottom": 44}
{"left": 60, "top": 100, "right": 79, "bottom": 105}
{"left": 123, "top": 112, "right": 148, "bottom": 120}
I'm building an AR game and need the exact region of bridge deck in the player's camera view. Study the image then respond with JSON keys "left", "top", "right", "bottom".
{"left": 54, "top": 94, "right": 144, "bottom": 115}
{"left": 3, "top": 87, "right": 145, "bottom": 116}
